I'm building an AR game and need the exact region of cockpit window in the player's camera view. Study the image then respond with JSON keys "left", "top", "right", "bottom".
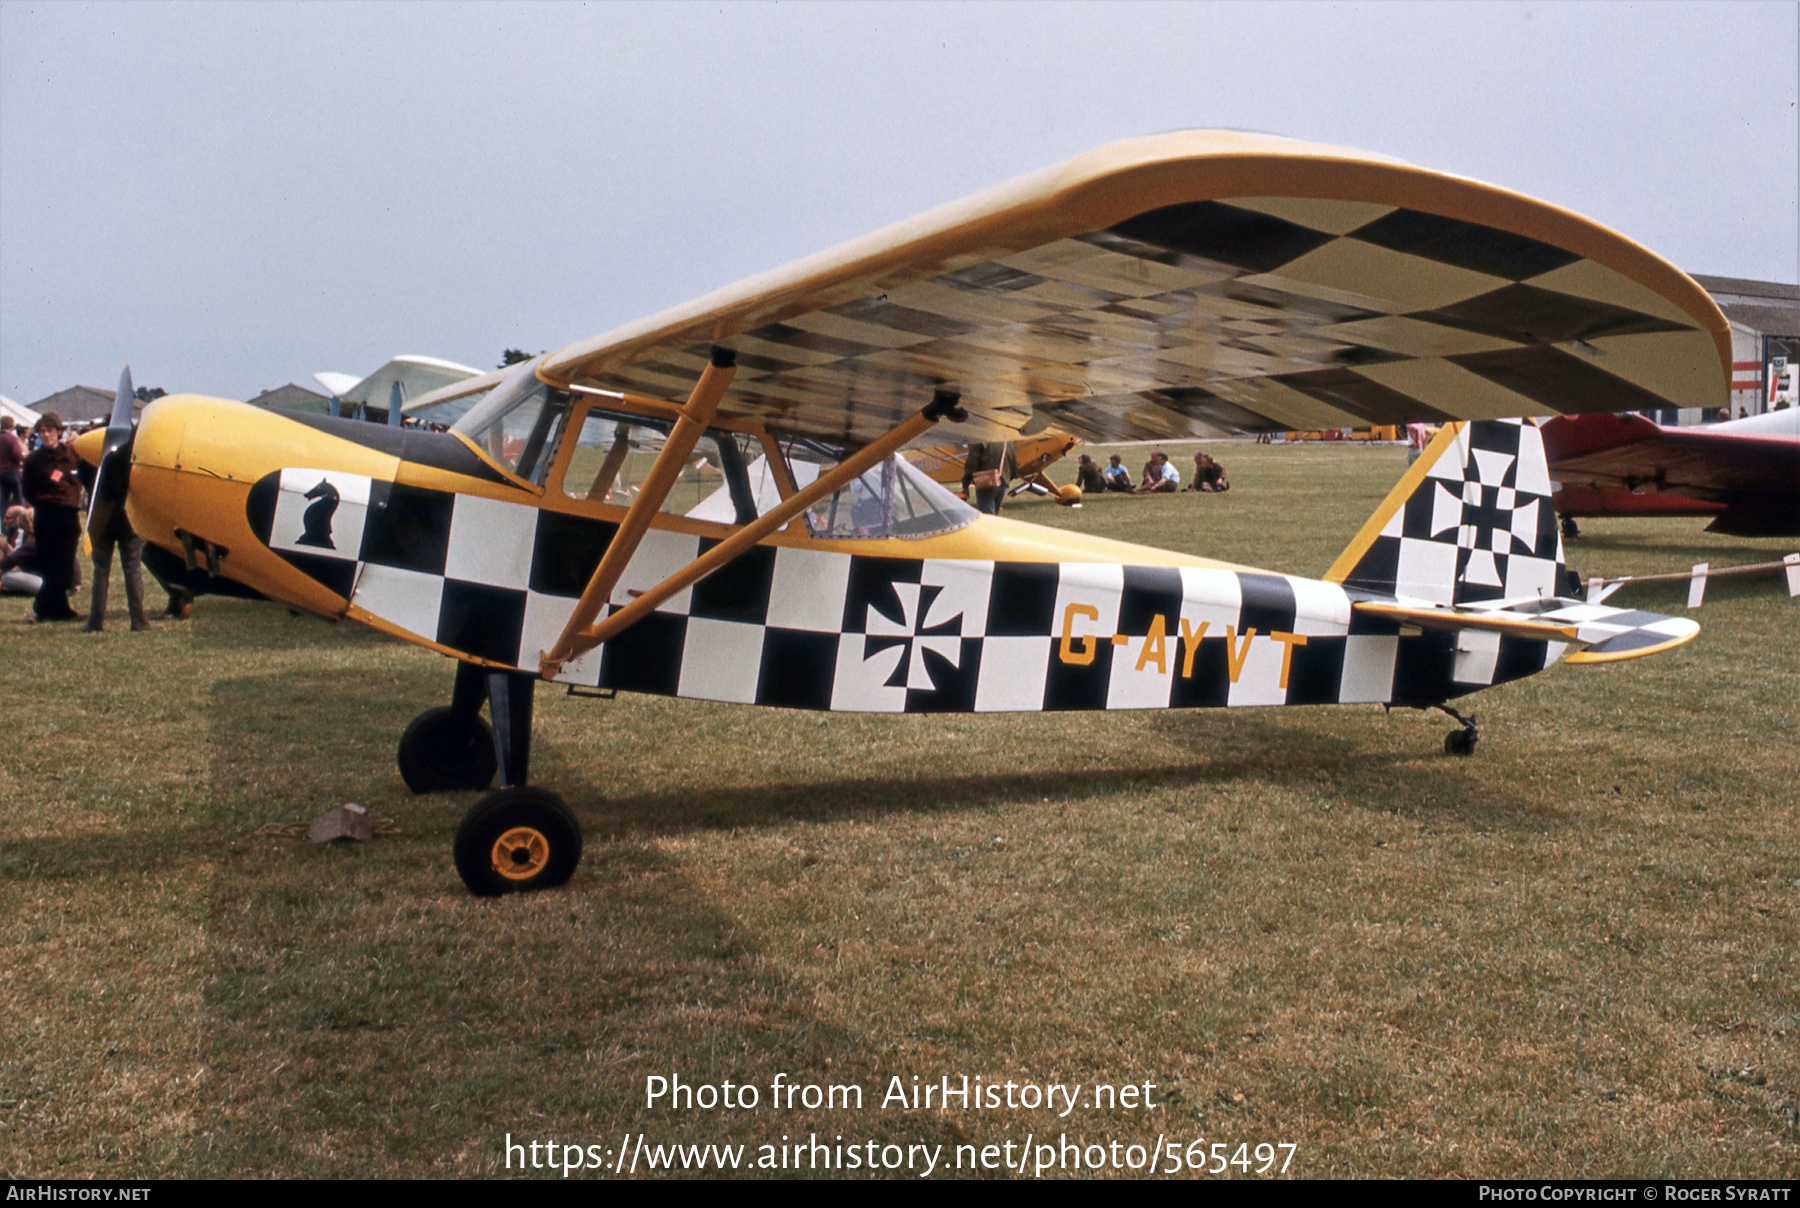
{"left": 782, "top": 441, "right": 978, "bottom": 540}
{"left": 544, "top": 401, "right": 978, "bottom": 540}
{"left": 559, "top": 406, "right": 759, "bottom": 524}
{"left": 451, "top": 366, "right": 571, "bottom": 486}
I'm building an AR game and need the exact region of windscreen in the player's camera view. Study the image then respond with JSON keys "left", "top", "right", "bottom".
{"left": 782, "top": 442, "right": 979, "bottom": 540}
{"left": 452, "top": 378, "right": 572, "bottom": 485}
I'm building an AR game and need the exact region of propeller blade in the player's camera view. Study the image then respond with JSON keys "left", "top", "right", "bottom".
{"left": 106, "top": 364, "right": 136, "bottom": 436}
{"left": 87, "top": 364, "right": 138, "bottom": 539}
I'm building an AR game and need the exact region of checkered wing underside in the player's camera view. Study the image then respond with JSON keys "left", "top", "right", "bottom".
{"left": 544, "top": 134, "right": 1727, "bottom": 446}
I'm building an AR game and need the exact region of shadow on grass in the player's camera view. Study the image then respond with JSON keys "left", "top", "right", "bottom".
{"left": 555, "top": 710, "right": 1557, "bottom": 841}
{"left": 175, "top": 661, "right": 1118, "bottom": 1172}
{"left": 187, "top": 651, "right": 1568, "bottom": 861}
{"left": 0, "top": 657, "right": 454, "bottom": 891}
{"left": 188, "top": 798, "right": 970, "bottom": 1176}
{"left": 187, "top": 597, "right": 404, "bottom": 655}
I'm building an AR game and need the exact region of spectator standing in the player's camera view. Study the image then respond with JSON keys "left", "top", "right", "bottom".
{"left": 20, "top": 413, "right": 83, "bottom": 622}
{"left": 1405, "top": 423, "right": 1434, "bottom": 466}
{"left": 155, "top": 577, "right": 196, "bottom": 621}
{"left": 84, "top": 494, "right": 158, "bottom": 633}
{"left": 963, "top": 441, "right": 1014, "bottom": 515}
{"left": 0, "top": 417, "right": 25, "bottom": 511}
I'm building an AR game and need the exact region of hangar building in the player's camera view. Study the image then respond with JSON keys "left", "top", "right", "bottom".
{"left": 1690, "top": 274, "right": 1799, "bottom": 421}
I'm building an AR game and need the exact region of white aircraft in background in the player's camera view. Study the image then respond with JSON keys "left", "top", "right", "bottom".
{"left": 314, "top": 355, "right": 485, "bottom": 424}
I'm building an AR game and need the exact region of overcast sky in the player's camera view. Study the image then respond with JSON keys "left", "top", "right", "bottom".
{"left": 2, "top": 0, "right": 1795, "bottom": 404}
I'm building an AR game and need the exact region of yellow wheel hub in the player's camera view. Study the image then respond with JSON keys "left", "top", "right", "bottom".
{"left": 491, "top": 827, "right": 550, "bottom": 880}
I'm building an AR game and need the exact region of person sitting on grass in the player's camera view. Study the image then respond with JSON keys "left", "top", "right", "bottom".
{"left": 1102, "top": 454, "right": 1132, "bottom": 492}
{"left": 1074, "top": 454, "right": 1106, "bottom": 494}
{"left": 1187, "top": 452, "right": 1229, "bottom": 492}
{"left": 1136, "top": 450, "right": 1180, "bottom": 493}
{"left": 1, "top": 505, "right": 43, "bottom": 597}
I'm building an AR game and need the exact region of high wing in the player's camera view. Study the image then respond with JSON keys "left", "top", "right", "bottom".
{"left": 518, "top": 131, "right": 1727, "bottom": 446}
{"left": 1544, "top": 410, "right": 1800, "bottom": 536}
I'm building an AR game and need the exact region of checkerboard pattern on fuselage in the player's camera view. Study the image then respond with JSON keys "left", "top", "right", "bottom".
{"left": 244, "top": 431, "right": 1582, "bottom": 713}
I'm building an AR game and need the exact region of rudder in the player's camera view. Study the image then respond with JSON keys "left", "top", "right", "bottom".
{"left": 1326, "top": 419, "right": 1566, "bottom": 606}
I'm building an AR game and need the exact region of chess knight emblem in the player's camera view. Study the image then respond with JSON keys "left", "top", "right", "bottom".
{"left": 297, "top": 479, "right": 342, "bottom": 550}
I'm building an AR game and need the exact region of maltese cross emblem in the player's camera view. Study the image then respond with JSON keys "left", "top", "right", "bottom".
{"left": 864, "top": 582, "right": 964, "bottom": 690}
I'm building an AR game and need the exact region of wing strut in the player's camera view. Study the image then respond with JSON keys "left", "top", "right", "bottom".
{"left": 540, "top": 347, "right": 738, "bottom": 674}
{"left": 540, "top": 390, "right": 968, "bottom": 679}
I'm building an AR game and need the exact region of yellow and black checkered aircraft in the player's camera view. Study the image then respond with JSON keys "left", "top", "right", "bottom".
{"left": 77, "top": 132, "right": 1723, "bottom": 896}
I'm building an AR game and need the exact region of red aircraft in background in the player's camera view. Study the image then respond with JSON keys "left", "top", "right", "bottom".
{"left": 1545, "top": 408, "right": 1800, "bottom": 537}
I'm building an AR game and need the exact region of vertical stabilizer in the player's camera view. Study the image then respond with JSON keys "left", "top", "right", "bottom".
{"left": 1325, "top": 420, "right": 1565, "bottom": 605}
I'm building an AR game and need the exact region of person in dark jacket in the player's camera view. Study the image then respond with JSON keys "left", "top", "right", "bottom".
{"left": 1187, "top": 451, "right": 1229, "bottom": 492}
{"left": 962, "top": 441, "right": 1014, "bottom": 515}
{"left": 0, "top": 416, "right": 25, "bottom": 512}
{"left": 21, "top": 413, "right": 83, "bottom": 622}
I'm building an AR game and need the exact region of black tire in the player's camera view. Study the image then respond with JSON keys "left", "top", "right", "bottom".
{"left": 453, "top": 787, "right": 582, "bottom": 896}
{"left": 1444, "top": 729, "right": 1479, "bottom": 756}
{"left": 397, "top": 706, "right": 497, "bottom": 794}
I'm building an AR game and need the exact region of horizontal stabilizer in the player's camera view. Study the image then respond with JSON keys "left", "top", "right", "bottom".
{"left": 1562, "top": 618, "right": 1700, "bottom": 663}
{"left": 1352, "top": 601, "right": 1579, "bottom": 641}
{"left": 1352, "top": 595, "right": 1698, "bottom": 664}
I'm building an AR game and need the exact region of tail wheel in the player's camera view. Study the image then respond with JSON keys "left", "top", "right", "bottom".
{"left": 1444, "top": 728, "right": 1479, "bottom": 756}
{"left": 453, "top": 787, "right": 581, "bottom": 896}
{"left": 397, "top": 706, "right": 497, "bottom": 793}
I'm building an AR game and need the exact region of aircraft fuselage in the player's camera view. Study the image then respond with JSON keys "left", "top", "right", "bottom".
{"left": 112, "top": 395, "right": 1557, "bottom": 713}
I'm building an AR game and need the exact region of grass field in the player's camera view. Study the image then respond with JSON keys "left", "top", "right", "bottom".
{"left": 2, "top": 439, "right": 1795, "bottom": 1179}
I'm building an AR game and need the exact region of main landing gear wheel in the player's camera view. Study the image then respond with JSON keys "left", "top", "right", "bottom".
{"left": 1433, "top": 704, "right": 1480, "bottom": 756}
{"left": 1444, "top": 727, "right": 1479, "bottom": 756}
{"left": 453, "top": 787, "right": 582, "bottom": 896}
{"left": 397, "top": 706, "right": 498, "bottom": 793}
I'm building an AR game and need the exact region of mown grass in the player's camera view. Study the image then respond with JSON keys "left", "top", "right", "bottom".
{"left": 1, "top": 439, "right": 1795, "bottom": 1179}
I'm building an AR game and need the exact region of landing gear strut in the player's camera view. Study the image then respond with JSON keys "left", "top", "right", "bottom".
{"left": 1434, "top": 704, "right": 1480, "bottom": 756}
{"left": 401, "top": 663, "right": 582, "bottom": 896}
